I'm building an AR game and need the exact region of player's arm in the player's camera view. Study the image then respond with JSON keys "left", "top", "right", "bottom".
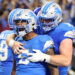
{"left": 6, "top": 34, "right": 25, "bottom": 54}
{"left": 46, "top": 48, "right": 59, "bottom": 75}
{"left": 6, "top": 34, "right": 16, "bottom": 46}
{"left": 50, "top": 39, "right": 73, "bottom": 66}
{"left": 49, "top": 28, "right": 74, "bottom": 66}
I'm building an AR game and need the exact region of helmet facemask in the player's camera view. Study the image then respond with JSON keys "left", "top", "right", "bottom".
{"left": 38, "top": 16, "right": 57, "bottom": 32}
{"left": 13, "top": 9, "right": 37, "bottom": 37}
{"left": 13, "top": 20, "right": 27, "bottom": 37}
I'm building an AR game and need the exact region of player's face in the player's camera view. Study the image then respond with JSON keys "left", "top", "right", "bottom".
{"left": 15, "top": 20, "right": 27, "bottom": 26}
{"left": 40, "top": 18, "right": 54, "bottom": 23}
{"left": 40, "top": 18, "right": 52, "bottom": 23}
{"left": 14, "top": 20, "right": 28, "bottom": 31}
{"left": 40, "top": 18, "right": 54, "bottom": 27}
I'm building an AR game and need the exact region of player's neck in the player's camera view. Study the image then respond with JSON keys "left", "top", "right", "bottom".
{"left": 23, "top": 32, "right": 38, "bottom": 41}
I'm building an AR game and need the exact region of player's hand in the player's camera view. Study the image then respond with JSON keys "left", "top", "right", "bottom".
{"left": 27, "top": 49, "right": 50, "bottom": 63}
{"left": 12, "top": 41, "right": 25, "bottom": 54}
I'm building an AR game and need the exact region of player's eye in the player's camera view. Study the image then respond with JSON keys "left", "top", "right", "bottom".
{"left": 14, "top": 20, "right": 20, "bottom": 24}
{"left": 21, "top": 20, "right": 29, "bottom": 24}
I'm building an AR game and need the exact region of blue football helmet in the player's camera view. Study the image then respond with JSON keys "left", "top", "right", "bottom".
{"left": 12, "top": 9, "right": 37, "bottom": 37}
{"left": 37, "top": 1, "right": 62, "bottom": 32}
{"left": 8, "top": 8, "right": 23, "bottom": 29}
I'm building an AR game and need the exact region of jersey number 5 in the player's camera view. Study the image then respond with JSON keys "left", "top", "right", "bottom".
{"left": 18, "top": 50, "right": 30, "bottom": 65}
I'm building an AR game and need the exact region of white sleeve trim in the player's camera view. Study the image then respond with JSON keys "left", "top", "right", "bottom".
{"left": 43, "top": 40, "right": 54, "bottom": 50}
{"left": 64, "top": 30, "right": 75, "bottom": 38}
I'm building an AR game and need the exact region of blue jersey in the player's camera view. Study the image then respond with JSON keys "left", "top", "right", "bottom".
{"left": 15, "top": 35, "right": 54, "bottom": 75}
{"left": 0, "top": 30, "right": 14, "bottom": 75}
{"left": 47, "top": 23, "right": 75, "bottom": 75}
{"left": 36, "top": 22, "right": 75, "bottom": 75}
{"left": 34, "top": 7, "right": 75, "bottom": 75}
{"left": 46, "top": 23, "right": 75, "bottom": 54}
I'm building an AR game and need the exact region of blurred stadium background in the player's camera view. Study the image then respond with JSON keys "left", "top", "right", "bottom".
{"left": 0, "top": 0, "right": 75, "bottom": 75}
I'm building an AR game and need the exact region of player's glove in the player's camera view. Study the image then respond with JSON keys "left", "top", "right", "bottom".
{"left": 27, "top": 49, "right": 50, "bottom": 63}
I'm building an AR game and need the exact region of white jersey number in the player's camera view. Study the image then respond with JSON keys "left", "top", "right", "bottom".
{"left": 0, "top": 40, "right": 8, "bottom": 61}
{"left": 18, "top": 49, "right": 29, "bottom": 65}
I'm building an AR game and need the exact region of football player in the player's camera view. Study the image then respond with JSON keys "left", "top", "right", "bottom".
{"left": 0, "top": 30, "right": 14, "bottom": 75}
{"left": 28, "top": 1, "right": 75, "bottom": 75}
{"left": 0, "top": 8, "right": 23, "bottom": 75}
{"left": 7, "top": 9, "right": 59, "bottom": 75}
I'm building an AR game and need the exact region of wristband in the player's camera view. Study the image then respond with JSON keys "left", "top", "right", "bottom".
{"left": 8, "top": 39, "right": 15, "bottom": 47}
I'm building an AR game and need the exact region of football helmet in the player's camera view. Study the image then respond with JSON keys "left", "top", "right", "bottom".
{"left": 37, "top": 1, "right": 62, "bottom": 32}
{"left": 13, "top": 9, "right": 37, "bottom": 37}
